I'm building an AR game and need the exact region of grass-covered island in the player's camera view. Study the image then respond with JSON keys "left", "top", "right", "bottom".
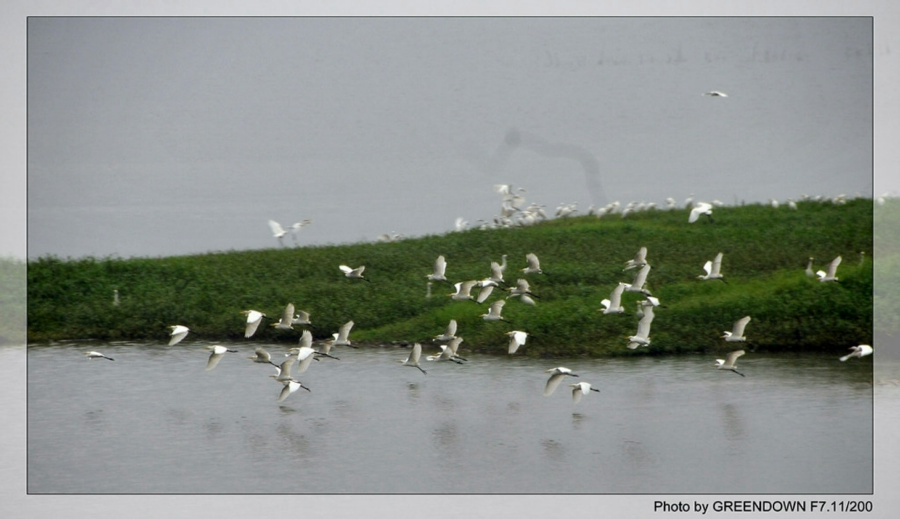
{"left": 28, "top": 199, "right": 874, "bottom": 357}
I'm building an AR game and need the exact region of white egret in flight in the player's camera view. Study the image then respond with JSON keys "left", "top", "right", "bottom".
{"left": 570, "top": 381, "right": 600, "bottom": 403}
{"left": 688, "top": 202, "right": 714, "bottom": 223}
{"left": 839, "top": 344, "right": 873, "bottom": 362}
{"left": 204, "top": 345, "right": 238, "bottom": 371}
{"left": 168, "top": 325, "right": 190, "bottom": 346}
{"left": 698, "top": 252, "right": 726, "bottom": 282}
{"left": 339, "top": 265, "right": 369, "bottom": 281}
{"left": 84, "top": 351, "right": 114, "bottom": 361}
{"left": 623, "top": 246, "right": 648, "bottom": 271}
{"left": 401, "top": 342, "right": 427, "bottom": 374}
{"left": 544, "top": 367, "right": 579, "bottom": 396}
{"left": 816, "top": 256, "right": 842, "bottom": 282}
{"left": 600, "top": 283, "right": 627, "bottom": 314}
{"left": 521, "top": 253, "right": 543, "bottom": 274}
{"left": 714, "top": 350, "right": 745, "bottom": 376}
{"left": 722, "top": 316, "right": 751, "bottom": 343}
{"left": 241, "top": 310, "right": 266, "bottom": 338}
{"left": 506, "top": 330, "right": 528, "bottom": 354}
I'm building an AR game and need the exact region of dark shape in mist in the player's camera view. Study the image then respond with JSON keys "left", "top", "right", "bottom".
{"left": 486, "top": 128, "right": 608, "bottom": 207}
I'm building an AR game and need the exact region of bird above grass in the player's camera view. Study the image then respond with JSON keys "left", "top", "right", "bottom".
{"left": 698, "top": 252, "right": 726, "bottom": 282}
{"left": 340, "top": 265, "right": 369, "bottom": 281}
{"left": 817, "top": 256, "right": 842, "bottom": 282}
{"left": 722, "top": 316, "right": 751, "bottom": 343}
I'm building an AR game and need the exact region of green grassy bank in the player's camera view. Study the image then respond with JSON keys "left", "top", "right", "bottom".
{"left": 27, "top": 199, "right": 874, "bottom": 357}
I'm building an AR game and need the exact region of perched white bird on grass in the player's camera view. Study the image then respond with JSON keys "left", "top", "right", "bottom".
{"left": 570, "top": 381, "right": 600, "bottom": 403}
{"left": 521, "top": 253, "right": 543, "bottom": 274}
{"left": 168, "top": 325, "right": 190, "bottom": 346}
{"left": 688, "top": 202, "right": 714, "bottom": 223}
{"left": 401, "top": 342, "right": 427, "bottom": 374}
{"left": 714, "top": 350, "right": 745, "bottom": 376}
{"left": 204, "top": 345, "right": 238, "bottom": 371}
{"left": 816, "top": 256, "right": 842, "bottom": 282}
{"left": 426, "top": 255, "right": 449, "bottom": 283}
{"left": 600, "top": 283, "right": 627, "bottom": 314}
{"left": 624, "top": 246, "right": 648, "bottom": 271}
{"left": 481, "top": 299, "right": 510, "bottom": 322}
{"left": 340, "top": 265, "right": 369, "bottom": 281}
{"left": 241, "top": 310, "right": 266, "bottom": 338}
{"left": 544, "top": 367, "right": 579, "bottom": 396}
{"left": 698, "top": 252, "right": 726, "bottom": 282}
{"left": 839, "top": 344, "right": 873, "bottom": 362}
{"left": 84, "top": 351, "right": 114, "bottom": 361}
{"left": 506, "top": 330, "right": 528, "bottom": 354}
{"left": 722, "top": 316, "right": 751, "bottom": 343}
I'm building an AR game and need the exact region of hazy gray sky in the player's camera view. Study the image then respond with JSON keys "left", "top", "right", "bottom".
{"left": 25, "top": 16, "right": 877, "bottom": 259}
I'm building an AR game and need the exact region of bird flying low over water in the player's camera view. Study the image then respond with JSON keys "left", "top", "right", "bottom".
{"left": 84, "top": 351, "right": 114, "bottom": 361}
{"left": 248, "top": 347, "right": 279, "bottom": 367}
{"left": 204, "top": 345, "right": 238, "bottom": 371}
{"left": 340, "top": 265, "right": 369, "bottom": 281}
{"left": 839, "top": 344, "right": 873, "bottom": 362}
{"left": 544, "top": 367, "right": 579, "bottom": 396}
{"left": 331, "top": 320, "right": 355, "bottom": 348}
{"left": 241, "top": 310, "right": 266, "bottom": 338}
{"left": 168, "top": 325, "right": 190, "bottom": 346}
{"left": 291, "top": 309, "right": 314, "bottom": 328}
{"left": 715, "top": 350, "right": 745, "bottom": 376}
{"left": 817, "top": 256, "right": 842, "bottom": 282}
{"left": 401, "top": 342, "right": 427, "bottom": 374}
{"left": 703, "top": 90, "right": 728, "bottom": 97}
{"left": 570, "top": 381, "right": 600, "bottom": 404}
{"left": 506, "top": 330, "right": 528, "bottom": 354}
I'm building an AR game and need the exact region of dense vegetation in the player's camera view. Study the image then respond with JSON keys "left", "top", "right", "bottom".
{"left": 27, "top": 199, "right": 874, "bottom": 357}
{"left": 0, "top": 257, "right": 26, "bottom": 344}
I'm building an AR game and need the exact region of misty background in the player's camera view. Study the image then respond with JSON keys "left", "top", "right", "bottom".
{"left": 27, "top": 17, "right": 872, "bottom": 259}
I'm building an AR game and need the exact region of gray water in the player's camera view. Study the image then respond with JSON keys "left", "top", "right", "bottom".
{"left": 27, "top": 341, "right": 872, "bottom": 494}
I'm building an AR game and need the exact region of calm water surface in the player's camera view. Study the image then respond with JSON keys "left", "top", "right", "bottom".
{"left": 27, "top": 341, "right": 873, "bottom": 494}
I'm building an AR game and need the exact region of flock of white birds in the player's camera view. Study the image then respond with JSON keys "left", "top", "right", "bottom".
{"left": 84, "top": 183, "right": 876, "bottom": 404}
